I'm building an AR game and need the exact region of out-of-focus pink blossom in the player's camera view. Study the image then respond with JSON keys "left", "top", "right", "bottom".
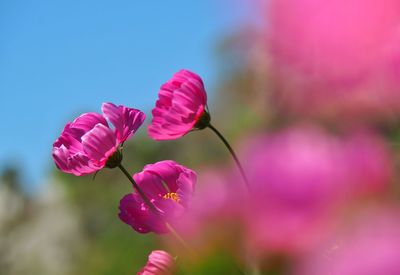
{"left": 241, "top": 126, "right": 393, "bottom": 255}
{"left": 148, "top": 69, "right": 208, "bottom": 140}
{"left": 119, "top": 160, "right": 196, "bottom": 234}
{"left": 177, "top": 169, "right": 244, "bottom": 237}
{"left": 300, "top": 208, "right": 400, "bottom": 275}
{"left": 175, "top": 169, "right": 246, "bottom": 260}
{"left": 52, "top": 103, "right": 145, "bottom": 176}
{"left": 138, "top": 250, "right": 175, "bottom": 275}
{"left": 266, "top": 0, "right": 400, "bottom": 120}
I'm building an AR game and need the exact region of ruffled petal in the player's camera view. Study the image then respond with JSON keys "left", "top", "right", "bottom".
{"left": 142, "top": 160, "right": 185, "bottom": 192}
{"left": 138, "top": 250, "right": 175, "bottom": 275}
{"left": 81, "top": 123, "right": 117, "bottom": 165}
{"left": 54, "top": 129, "right": 84, "bottom": 154}
{"left": 69, "top": 112, "right": 108, "bottom": 139}
{"left": 118, "top": 194, "right": 167, "bottom": 234}
{"left": 52, "top": 145, "right": 70, "bottom": 172}
{"left": 176, "top": 170, "right": 197, "bottom": 208}
{"left": 102, "top": 102, "right": 146, "bottom": 144}
{"left": 52, "top": 145, "right": 98, "bottom": 176}
{"left": 133, "top": 170, "right": 167, "bottom": 199}
{"left": 153, "top": 198, "right": 185, "bottom": 221}
{"left": 148, "top": 69, "right": 207, "bottom": 141}
{"left": 67, "top": 152, "right": 99, "bottom": 176}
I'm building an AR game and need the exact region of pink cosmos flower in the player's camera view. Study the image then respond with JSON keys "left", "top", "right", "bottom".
{"left": 138, "top": 250, "right": 175, "bottom": 275}
{"left": 300, "top": 207, "right": 400, "bottom": 275}
{"left": 148, "top": 69, "right": 208, "bottom": 140}
{"left": 266, "top": 0, "right": 400, "bottom": 121}
{"left": 176, "top": 169, "right": 245, "bottom": 244}
{"left": 119, "top": 160, "right": 196, "bottom": 234}
{"left": 241, "top": 126, "right": 393, "bottom": 255}
{"left": 170, "top": 169, "right": 252, "bottom": 266}
{"left": 52, "top": 102, "right": 145, "bottom": 176}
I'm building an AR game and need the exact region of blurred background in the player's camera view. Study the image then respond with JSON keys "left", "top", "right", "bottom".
{"left": 3, "top": 0, "right": 400, "bottom": 274}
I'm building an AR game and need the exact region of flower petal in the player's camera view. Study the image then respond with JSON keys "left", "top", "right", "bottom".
{"left": 52, "top": 146, "right": 98, "bottom": 176}
{"left": 118, "top": 194, "right": 167, "bottom": 234}
{"left": 133, "top": 171, "right": 167, "bottom": 199}
{"left": 138, "top": 250, "right": 175, "bottom": 275}
{"left": 81, "top": 123, "right": 117, "bottom": 164}
{"left": 69, "top": 112, "right": 108, "bottom": 139}
{"left": 141, "top": 161, "right": 183, "bottom": 192}
{"left": 102, "top": 102, "right": 146, "bottom": 144}
{"left": 176, "top": 171, "right": 197, "bottom": 208}
{"left": 148, "top": 69, "right": 207, "bottom": 141}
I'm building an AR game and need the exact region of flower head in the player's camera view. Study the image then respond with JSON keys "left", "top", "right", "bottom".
{"left": 266, "top": 0, "right": 400, "bottom": 121}
{"left": 148, "top": 69, "right": 208, "bottom": 141}
{"left": 138, "top": 250, "right": 175, "bottom": 275}
{"left": 119, "top": 160, "right": 196, "bottom": 234}
{"left": 300, "top": 208, "right": 400, "bottom": 275}
{"left": 241, "top": 126, "right": 392, "bottom": 255}
{"left": 52, "top": 102, "right": 145, "bottom": 176}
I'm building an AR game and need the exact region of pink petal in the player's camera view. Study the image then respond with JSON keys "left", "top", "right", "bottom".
{"left": 67, "top": 153, "right": 99, "bottom": 176}
{"left": 141, "top": 161, "right": 184, "bottom": 192}
{"left": 69, "top": 112, "right": 108, "bottom": 139}
{"left": 119, "top": 194, "right": 167, "bottom": 234}
{"left": 148, "top": 69, "right": 207, "bottom": 141}
{"left": 52, "top": 146, "right": 98, "bottom": 176}
{"left": 133, "top": 171, "right": 167, "bottom": 198}
{"left": 138, "top": 250, "right": 175, "bottom": 275}
{"left": 52, "top": 145, "right": 70, "bottom": 172}
{"left": 81, "top": 123, "right": 117, "bottom": 164}
{"left": 176, "top": 171, "right": 197, "bottom": 208}
{"left": 54, "top": 130, "right": 84, "bottom": 154}
{"left": 102, "top": 102, "right": 146, "bottom": 144}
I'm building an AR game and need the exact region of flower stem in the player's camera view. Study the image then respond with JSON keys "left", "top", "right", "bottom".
{"left": 207, "top": 124, "right": 250, "bottom": 189}
{"left": 117, "top": 164, "right": 193, "bottom": 253}
{"left": 118, "top": 164, "right": 159, "bottom": 214}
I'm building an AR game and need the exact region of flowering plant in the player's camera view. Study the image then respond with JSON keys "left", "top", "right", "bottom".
{"left": 52, "top": 8, "right": 400, "bottom": 270}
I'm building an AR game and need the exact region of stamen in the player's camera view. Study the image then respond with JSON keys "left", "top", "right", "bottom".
{"left": 163, "top": 192, "right": 180, "bottom": 203}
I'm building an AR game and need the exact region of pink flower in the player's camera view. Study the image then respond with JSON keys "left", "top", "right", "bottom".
{"left": 148, "top": 69, "right": 208, "bottom": 140}
{"left": 300, "top": 207, "right": 400, "bottom": 275}
{"left": 138, "top": 250, "right": 175, "bottom": 275}
{"left": 176, "top": 169, "right": 245, "bottom": 243}
{"left": 52, "top": 103, "right": 145, "bottom": 176}
{"left": 266, "top": 0, "right": 400, "bottom": 121}
{"left": 241, "top": 126, "right": 393, "bottom": 255}
{"left": 119, "top": 160, "right": 196, "bottom": 234}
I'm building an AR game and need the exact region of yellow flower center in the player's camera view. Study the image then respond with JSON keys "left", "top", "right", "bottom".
{"left": 163, "top": 192, "right": 180, "bottom": 203}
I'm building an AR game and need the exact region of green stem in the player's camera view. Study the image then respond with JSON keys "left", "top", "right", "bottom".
{"left": 118, "top": 164, "right": 159, "bottom": 214}
{"left": 207, "top": 124, "right": 250, "bottom": 189}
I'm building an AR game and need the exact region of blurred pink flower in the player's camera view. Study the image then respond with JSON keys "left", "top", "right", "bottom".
{"left": 119, "top": 160, "right": 196, "bottom": 234}
{"left": 241, "top": 126, "right": 393, "bottom": 255}
{"left": 174, "top": 169, "right": 247, "bottom": 260}
{"left": 177, "top": 169, "right": 245, "bottom": 238}
{"left": 148, "top": 69, "right": 208, "bottom": 140}
{"left": 52, "top": 103, "right": 145, "bottom": 176}
{"left": 138, "top": 250, "right": 175, "bottom": 275}
{"left": 266, "top": 0, "right": 400, "bottom": 120}
{"left": 300, "top": 207, "right": 400, "bottom": 275}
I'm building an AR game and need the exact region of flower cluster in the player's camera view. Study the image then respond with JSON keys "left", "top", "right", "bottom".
{"left": 53, "top": 21, "right": 400, "bottom": 272}
{"left": 52, "top": 70, "right": 213, "bottom": 274}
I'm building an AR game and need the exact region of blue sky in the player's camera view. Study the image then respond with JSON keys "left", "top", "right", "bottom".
{"left": 0, "top": 1, "right": 251, "bottom": 193}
